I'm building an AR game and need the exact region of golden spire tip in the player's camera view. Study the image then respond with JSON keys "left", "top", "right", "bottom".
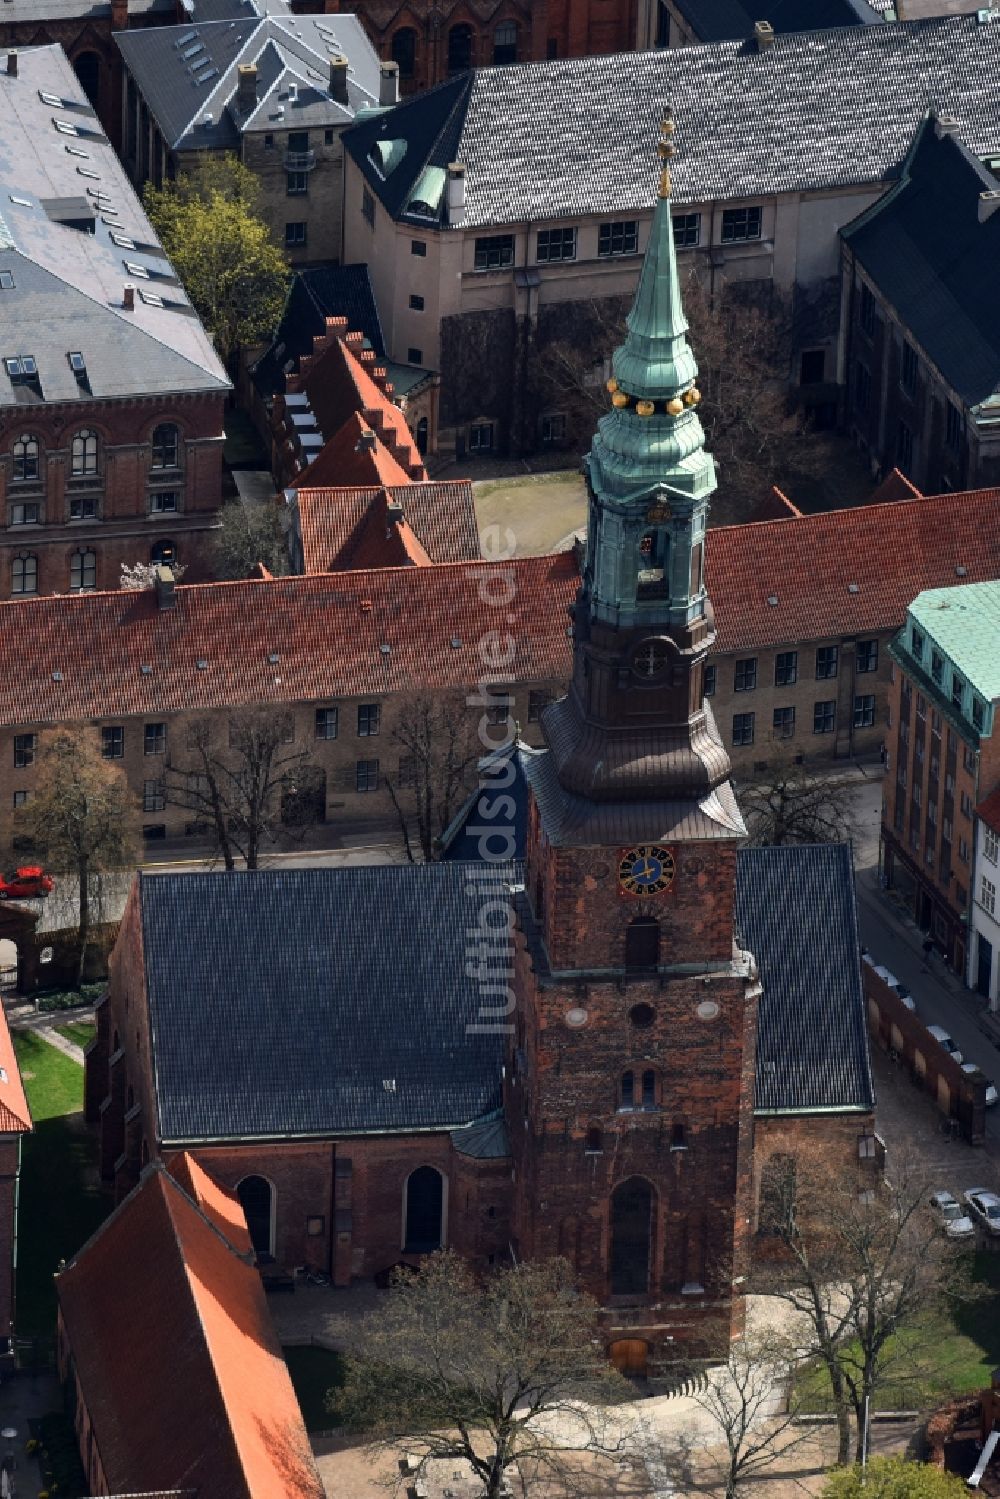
{"left": 657, "top": 107, "right": 676, "bottom": 199}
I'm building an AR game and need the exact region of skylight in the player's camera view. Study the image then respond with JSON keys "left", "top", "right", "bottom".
{"left": 53, "top": 119, "right": 79, "bottom": 136}
{"left": 124, "top": 260, "right": 149, "bottom": 279}
{"left": 0, "top": 271, "right": 13, "bottom": 291}
{"left": 175, "top": 29, "right": 197, "bottom": 45}
{"left": 182, "top": 42, "right": 205, "bottom": 60}
{"left": 76, "top": 167, "right": 100, "bottom": 181}
{"left": 111, "top": 232, "right": 136, "bottom": 249}
{"left": 64, "top": 145, "right": 89, "bottom": 159}
{"left": 8, "top": 195, "right": 31, "bottom": 208}
{"left": 138, "top": 288, "right": 163, "bottom": 307}
{"left": 38, "top": 90, "right": 64, "bottom": 107}
{"left": 4, "top": 354, "right": 36, "bottom": 380}
{"left": 68, "top": 351, "right": 86, "bottom": 374}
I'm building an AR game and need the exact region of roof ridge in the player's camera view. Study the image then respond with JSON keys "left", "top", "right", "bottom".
{"left": 708, "top": 486, "right": 1000, "bottom": 538}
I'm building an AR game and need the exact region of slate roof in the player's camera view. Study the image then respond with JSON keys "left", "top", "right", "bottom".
{"left": 57, "top": 1158, "right": 325, "bottom": 1498}
{"left": 908, "top": 581, "right": 1000, "bottom": 701}
{"left": 705, "top": 487, "right": 1000, "bottom": 654}
{"left": 344, "top": 14, "right": 1000, "bottom": 229}
{"left": 842, "top": 115, "right": 1000, "bottom": 413}
{"left": 250, "top": 263, "right": 384, "bottom": 402}
{"left": 115, "top": 9, "right": 380, "bottom": 155}
{"left": 0, "top": 552, "right": 577, "bottom": 728}
{"left": 0, "top": 47, "right": 228, "bottom": 405}
{"left": 671, "top": 0, "right": 881, "bottom": 41}
{"left": 138, "top": 865, "right": 517, "bottom": 1141}
{"left": 736, "top": 844, "right": 874, "bottom": 1114}
{"left": 295, "top": 480, "right": 480, "bottom": 572}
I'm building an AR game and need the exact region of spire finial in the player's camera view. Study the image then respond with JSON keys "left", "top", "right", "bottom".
{"left": 657, "top": 108, "right": 676, "bottom": 199}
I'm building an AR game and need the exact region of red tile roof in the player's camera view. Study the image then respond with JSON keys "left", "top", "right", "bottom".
{"left": 0, "top": 552, "right": 578, "bottom": 727}
{"left": 869, "top": 467, "right": 923, "bottom": 504}
{"left": 295, "top": 410, "right": 414, "bottom": 489}
{"left": 976, "top": 786, "right": 1000, "bottom": 836}
{"left": 296, "top": 481, "right": 480, "bottom": 572}
{"left": 165, "top": 1151, "right": 252, "bottom": 1255}
{"left": 706, "top": 487, "right": 1000, "bottom": 654}
{"left": 56, "top": 1159, "right": 324, "bottom": 1499}
{"left": 0, "top": 1005, "right": 30, "bottom": 1136}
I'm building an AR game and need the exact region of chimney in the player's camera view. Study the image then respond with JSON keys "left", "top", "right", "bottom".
{"left": 6, "top": 53, "right": 17, "bottom": 78}
{"left": 379, "top": 61, "right": 399, "bottom": 107}
{"left": 237, "top": 63, "right": 258, "bottom": 112}
{"left": 111, "top": 0, "right": 128, "bottom": 29}
{"left": 933, "top": 112, "right": 961, "bottom": 139}
{"left": 154, "top": 565, "right": 176, "bottom": 610}
{"left": 753, "top": 19, "right": 775, "bottom": 48}
{"left": 123, "top": 284, "right": 135, "bottom": 310}
{"left": 330, "top": 55, "right": 349, "bottom": 106}
{"left": 386, "top": 501, "right": 404, "bottom": 530}
{"left": 980, "top": 189, "right": 1000, "bottom": 223}
{"left": 447, "top": 161, "right": 467, "bottom": 226}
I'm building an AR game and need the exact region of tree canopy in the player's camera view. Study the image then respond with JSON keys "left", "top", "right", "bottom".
{"left": 822, "top": 1458, "right": 970, "bottom": 1499}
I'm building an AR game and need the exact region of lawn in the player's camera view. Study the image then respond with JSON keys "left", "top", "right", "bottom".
{"left": 54, "top": 1020, "right": 96, "bottom": 1051}
{"left": 13, "top": 1030, "right": 110, "bottom": 1339}
{"left": 284, "top": 1344, "right": 346, "bottom": 1432}
{"left": 474, "top": 471, "right": 587, "bottom": 556}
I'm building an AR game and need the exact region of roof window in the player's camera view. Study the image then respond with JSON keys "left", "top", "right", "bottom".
{"left": 0, "top": 270, "right": 13, "bottom": 290}
{"left": 111, "top": 232, "right": 136, "bottom": 250}
{"left": 38, "top": 90, "right": 64, "bottom": 107}
{"left": 4, "top": 354, "right": 36, "bottom": 382}
{"left": 124, "top": 260, "right": 149, "bottom": 279}
{"left": 8, "top": 195, "right": 32, "bottom": 208}
{"left": 138, "top": 288, "right": 163, "bottom": 307}
{"left": 68, "top": 351, "right": 86, "bottom": 374}
{"left": 53, "top": 119, "right": 80, "bottom": 136}
{"left": 175, "top": 29, "right": 198, "bottom": 45}
{"left": 64, "top": 144, "right": 89, "bottom": 159}
{"left": 76, "top": 167, "right": 100, "bottom": 181}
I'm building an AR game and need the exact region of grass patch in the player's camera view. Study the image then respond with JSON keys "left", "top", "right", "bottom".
{"left": 13, "top": 1031, "right": 110, "bottom": 1339}
{"left": 284, "top": 1344, "right": 346, "bottom": 1432}
{"left": 54, "top": 1021, "right": 96, "bottom": 1050}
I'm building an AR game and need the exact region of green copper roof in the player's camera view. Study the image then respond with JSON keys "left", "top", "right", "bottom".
{"left": 612, "top": 190, "right": 697, "bottom": 399}
{"left": 909, "top": 582, "right": 1000, "bottom": 701}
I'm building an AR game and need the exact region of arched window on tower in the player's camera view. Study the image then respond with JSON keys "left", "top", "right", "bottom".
{"left": 637, "top": 529, "right": 667, "bottom": 597}
{"left": 619, "top": 1071, "right": 635, "bottom": 1111}
{"left": 447, "top": 24, "right": 473, "bottom": 73}
{"left": 610, "top": 1177, "right": 654, "bottom": 1296}
{"left": 625, "top": 917, "right": 660, "bottom": 973}
{"left": 391, "top": 26, "right": 416, "bottom": 80}
{"left": 641, "top": 1069, "right": 656, "bottom": 1110}
{"left": 404, "top": 1165, "right": 445, "bottom": 1251}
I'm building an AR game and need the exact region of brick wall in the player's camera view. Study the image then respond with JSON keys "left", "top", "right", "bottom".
{"left": 0, "top": 1136, "right": 20, "bottom": 1338}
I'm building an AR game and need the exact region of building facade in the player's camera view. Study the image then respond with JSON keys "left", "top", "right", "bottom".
{"left": 969, "top": 789, "right": 1000, "bottom": 1008}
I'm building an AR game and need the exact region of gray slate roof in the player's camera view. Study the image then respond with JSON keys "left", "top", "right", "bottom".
{"left": 115, "top": 9, "right": 381, "bottom": 154}
{"left": 736, "top": 844, "right": 874, "bottom": 1115}
{"left": 345, "top": 14, "right": 1000, "bottom": 229}
{"left": 250, "top": 262, "right": 384, "bottom": 402}
{"left": 0, "top": 46, "right": 228, "bottom": 406}
{"left": 842, "top": 114, "right": 1000, "bottom": 413}
{"left": 670, "top": 0, "right": 881, "bottom": 42}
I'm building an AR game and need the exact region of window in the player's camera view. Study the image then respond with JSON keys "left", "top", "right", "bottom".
{"left": 957, "top": 883, "right": 967, "bottom": 908}
{"left": 671, "top": 1121, "right": 687, "bottom": 1150}
{"left": 814, "top": 700, "right": 836, "bottom": 734}
{"left": 474, "top": 235, "right": 514, "bottom": 271}
{"left": 854, "top": 361, "right": 871, "bottom": 413}
{"left": 356, "top": 758, "right": 379, "bottom": 792}
{"left": 900, "top": 340, "right": 918, "bottom": 396}
{"left": 0, "top": 270, "right": 13, "bottom": 291}
{"left": 641, "top": 1070, "right": 656, "bottom": 1110}
{"left": 485, "top": 699, "right": 510, "bottom": 726}
{"left": 952, "top": 673, "right": 965, "bottom": 712}
{"left": 10, "top": 502, "right": 39, "bottom": 526}
{"left": 151, "top": 539, "right": 176, "bottom": 567}
{"left": 151, "top": 423, "right": 179, "bottom": 470}
{"left": 149, "top": 491, "right": 177, "bottom": 514}
{"left": 929, "top": 650, "right": 943, "bottom": 686}
{"left": 13, "top": 733, "right": 35, "bottom": 769}
{"left": 411, "top": 239, "right": 426, "bottom": 257}
{"left": 981, "top": 876, "right": 997, "bottom": 917}
{"left": 672, "top": 212, "right": 700, "bottom": 247}
{"left": 721, "top": 205, "right": 762, "bottom": 242}
{"left": 946, "top": 402, "right": 962, "bottom": 453}
{"left": 447, "top": 23, "right": 473, "bottom": 72}
{"left": 911, "top": 626, "right": 924, "bottom": 661}
{"left": 143, "top": 778, "right": 165, "bottom": 813}
{"left": 856, "top": 639, "right": 878, "bottom": 674}
{"left": 362, "top": 187, "right": 375, "bottom": 229}
{"left": 12, "top": 433, "right": 38, "bottom": 481}
{"left": 469, "top": 422, "right": 494, "bottom": 452}
{"left": 774, "top": 650, "right": 797, "bottom": 687}
{"left": 536, "top": 227, "right": 577, "bottom": 263}
{"left": 800, "top": 350, "right": 825, "bottom": 385}
{"left": 585, "top": 1127, "right": 602, "bottom": 1153}
{"left": 286, "top": 170, "right": 308, "bottom": 196}
{"left": 144, "top": 722, "right": 165, "bottom": 756}
{"left": 11, "top": 790, "right": 27, "bottom": 808}
{"left": 69, "top": 495, "right": 97, "bottom": 520}
{"left": 896, "top": 420, "right": 913, "bottom": 474}
{"left": 959, "top": 836, "right": 970, "bottom": 863}
{"left": 986, "top": 828, "right": 1000, "bottom": 866}
{"left": 854, "top": 694, "right": 875, "bottom": 728}
{"left": 730, "top": 659, "right": 755, "bottom": 695}
{"left": 69, "top": 547, "right": 96, "bottom": 591}
{"left": 407, "top": 347, "right": 422, "bottom": 365}
{"left": 962, "top": 791, "right": 973, "bottom": 817}
{"left": 973, "top": 698, "right": 985, "bottom": 732}
{"left": 625, "top": 917, "right": 659, "bottom": 972}
{"left": 102, "top": 725, "right": 124, "bottom": 760}
{"left": 815, "top": 645, "right": 838, "bottom": 680}
{"left": 859, "top": 282, "right": 877, "bottom": 337}
{"left": 284, "top": 221, "right": 307, "bottom": 247}
{"left": 408, "top": 293, "right": 425, "bottom": 311}
{"left": 703, "top": 664, "right": 716, "bottom": 697}
{"left": 773, "top": 706, "right": 795, "bottom": 739}
{"left": 357, "top": 703, "right": 380, "bottom": 737}
{"left": 732, "top": 712, "right": 754, "bottom": 747}
{"left": 527, "top": 689, "right": 551, "bottom": 722}
{"left": 540, "top": 412, "right": 565, "bottom": 444}
{"left": 71, "top": 428, "right": 98, "bottom": 477}
{"left": 315, "top": 706, "right": 338, "bottom": 740}
{"left": 620, "top": 1071, "right": 635, "bottom": 1111}
{"left": 964, "top": 745, "right": 976, "bottom": 774}
{"left": 493, "top": 19, "right": 517, "bottom": 64}
{"left": 11, "top": 552, "right": 36, "bottom": 595}
{"left": 598, "top": 220, "right": 638, "bottom": 257}
{"left": 391, "top": 26, "right": 416, "bottom": 78}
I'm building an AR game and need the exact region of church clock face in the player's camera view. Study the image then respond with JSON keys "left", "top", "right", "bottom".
{"left": 618, "top": 844, "right": 676, "bottom": 896}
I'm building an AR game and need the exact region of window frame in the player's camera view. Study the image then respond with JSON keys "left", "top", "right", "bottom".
{"left": 473, "top": 234, "right": 514, "bottom": 272}
{"left": 536, "top": 226, "right": 577, "bottom": 264}
{"left": 101, "top": 725, "right": 124, "bottom": 760}
{"left": 143, "top": 722, "right": 166, "bottom": 757}
{"left": 597, "top": 220, "right": 638, "bottom": 258}
{"left": 69, "top": 547, "right": 96, "bottom": 591}
{"left": 150, "top": 423, "right": 179, "bottom": 471}
{"left": 356, "top": 757, "right": 379, "bottom": 793}
{"left": 672, "top": 212, "right": 700, "bottom": 248}
{"left": 813, "top": 700, "right": 836, "bottom": 735}
{"left": 11, "top": 551, "right": 37, "bottom": 595}
{"left": 70, "top": 428, "right": 98, "bottom": 478}
{"left": 774, "top": 650, "right": 798, "bottom": 687}
{"left": 720, "top": 204, "right": 762, "bottom": 243}
{"left": 732, "top": 711, "right": 755, "bottom": 747}
{"left": 315, "top": 706, "right": 339, "bottom": 741}
{"left": 11, "top": 432, "right": 39, "bottom": 482}
{"left": 815, "top": 645, "right": 839, "bottom": 681}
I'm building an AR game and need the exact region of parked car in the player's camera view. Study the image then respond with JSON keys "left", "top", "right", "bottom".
{"left": 929, "top": 1190, "right": 975, "bottom": 1238}
{"left": 0, "top": 867, "right": 54, "bottom": 900}
{"left": 961, "top": 1063, "right": 999, "bottom": 1106}
{"left": 927, "top": 1024, "right": 963, "bottom": 1065}
{"left": 872, "top": 964, "right": 917, "bottom": 1011}
{"left": 964, "top": 1189, "right": 1000, "bottom": 1236}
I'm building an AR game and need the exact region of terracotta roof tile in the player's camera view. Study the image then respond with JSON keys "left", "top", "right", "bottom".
{"left": 56, "top": 1159, "right": 324, "bottom": 1498}
{"left": 976, "top": 786, "right": 1000, "bottom": 836}
{"left": 707, "top": 487, "right": 1000, "bottom": 654}
{"left": 0, "top": 1004, "right": 30, "bottom": 1136}
{"left": 869, "top": 467, "right": 923, "bottom": 504}
{"left": 295, "top": 411, "right": 413, "bottom": 489}
{"left": 165, "top": 1151, "right": 252, "bottom": 1255}
{"left": 0, "top": 553, "right": 578, "bottom": 728}
{"left": 296, "top": 481, "right": 480, "bottom": 572}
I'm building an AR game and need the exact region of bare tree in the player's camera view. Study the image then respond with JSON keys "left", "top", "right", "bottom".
{"left": 739, "top": 768, "right": 862, "bottom": 846}
{"left": 334, "top": 1252, "right": 634, "bottom": 1499}
{"left": 213, "top": 498, "right": 287, "bottom": 580}
{"left": 165, "top": 709, "right": 316, "bottom": 868}
{"left": 13, "top": 727, "right": 137, "bottom": 986}
{"left": 384, "top": 690, "right": 482, "bottom": 862}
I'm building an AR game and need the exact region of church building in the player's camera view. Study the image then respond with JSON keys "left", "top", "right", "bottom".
{"left": 86, "top": 119, "right": 875, "bottom": 1374}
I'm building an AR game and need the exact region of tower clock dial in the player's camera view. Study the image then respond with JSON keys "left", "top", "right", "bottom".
{"left": 618, "top": 844, "right": 676, "bottom": 896}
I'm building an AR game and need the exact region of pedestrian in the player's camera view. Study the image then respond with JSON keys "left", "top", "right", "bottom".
{"left": 879, "top": 740, "right": 887, "bottom": 767}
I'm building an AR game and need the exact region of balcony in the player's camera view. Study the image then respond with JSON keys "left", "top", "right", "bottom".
{"left": 284, "top": 149, "right": 316, "bottom": 171}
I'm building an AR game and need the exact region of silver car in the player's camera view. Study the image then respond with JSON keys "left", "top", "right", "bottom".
{"left": 929, "top": 1190, "right": 975, "bottom": 1238}
{"left": 964, "top": 1189, "right": 1000, "bottom": 1236}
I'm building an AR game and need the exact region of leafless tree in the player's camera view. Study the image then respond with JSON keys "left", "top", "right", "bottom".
{"left": 213, "top": 498, "right": 287, "bottom": 580}
{"left": 165, "top": 709, "right": 317, "bottom": 868}
{"left": 384, "top": 690, "right": 482, "bottom": 862}
{"left": 739, "top": 768, "right": 862, "bottom": 846}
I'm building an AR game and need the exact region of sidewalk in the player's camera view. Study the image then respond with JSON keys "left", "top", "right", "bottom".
{"left": 4, "top": 1001, "right": 93, "bottom": 1063}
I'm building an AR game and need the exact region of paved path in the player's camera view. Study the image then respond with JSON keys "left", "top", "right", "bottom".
{"left": 5, "top": 1003, "right": 91, "bottom": 1064}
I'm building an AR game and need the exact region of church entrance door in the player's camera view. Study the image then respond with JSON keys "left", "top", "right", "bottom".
{"left": 404, "top": 1166, "right": 444, "bottom": 1252}
{"left": 609, "top": 1338, "right": 649, "bottom": 1377}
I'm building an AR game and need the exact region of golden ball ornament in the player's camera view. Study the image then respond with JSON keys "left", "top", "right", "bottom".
{"left": 611, "top": 391, "right": 629, "bottom": 408}
{"left": 606, "top": 377, "right": 619, "bottom": 394}
{"left": 635, "top": 400, "right": 655, "bottom": 417}
{"left": 666, "top": 397, "right": 684, "bottom": 416}
{"left": 686, "top": 387, "right": 702, "bottom": 405}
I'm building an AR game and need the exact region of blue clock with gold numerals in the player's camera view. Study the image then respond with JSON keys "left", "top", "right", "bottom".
{"left": 618, "top": 844, "right": 676, "bottom": 896}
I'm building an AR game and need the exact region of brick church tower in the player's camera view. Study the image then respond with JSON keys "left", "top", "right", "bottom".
{"left": 506, "top": 115, "right": 759, "bottom": 1371}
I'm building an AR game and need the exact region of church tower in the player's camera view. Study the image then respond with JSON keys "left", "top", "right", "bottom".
{"left": 506, "top": 114, "right": 758, "bottom": 1368}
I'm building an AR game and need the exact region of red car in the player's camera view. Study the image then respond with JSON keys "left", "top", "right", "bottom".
{"left": 0, "top": 867, "right": 54, "bottom": 900}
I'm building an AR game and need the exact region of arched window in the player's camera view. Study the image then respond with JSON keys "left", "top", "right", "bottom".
{"left": 758, "top": 1153, "right": 796, "bottom": 1236}
{"left": 71, "top": 429, "right": 98, "bottom": 477}
{"left": 151, "top": 423, "right": 179, "bottom": 470}
{"left": 70, "top": 547, "right": 96, "bottom": 592}
{"left": 493, "top": 20, "right": 517, "bottom": 64}
{"left": 416, "top": 415, "right": 428, "bottom": 455}
{"left": 620, "top": 1070, "right": 635, "bottom": 1111}
{"left": 391, "top": 27, "right": 416, "bottom": 79}
{"left": 237, "top": 1174, "right": 275, "bottom": 1257}
{"left": 73, "top": 50, "right": 101, "bottom": 109}
{"left": 625, "top": 917, "right": 660, "bottom": 973}
{"left": 12, "top": 553, "right": 37, "bottom": 596}
{"left": 641, "top": 1069, "right": 656, "bottom": 1110}
{"left": 404, "top": 1165, "right": 445, "bottom": 1252}
{"left": 610, "top": 1177, "right": 654, "bottom": 1296}
{"left": 447, "top": 24, "right": 473, "bottom": 73}
{"left": 150, "top": 539, "right": 177, "bottom": 567}
{"left": 585, "top": 1126, "right": 602, "bottom": 1153}
{"left": 671, "top": 1120, "right": 687, "bottom": 1150}
{"left": 12, "top": 434, "right": 38, "bottom": 482}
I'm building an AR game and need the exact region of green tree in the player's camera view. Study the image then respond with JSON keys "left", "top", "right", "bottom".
{"left": 144, "top": 156, "right": 289, "bottom": 361}
{"left": 14, "top": 727, "right": 137, "bottom": 985}
{"left": 212, "top": 498, "right": 287, "bottom": 580}
{"left": 822, "top": 1458, "right": 969, "bottom": 1499}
